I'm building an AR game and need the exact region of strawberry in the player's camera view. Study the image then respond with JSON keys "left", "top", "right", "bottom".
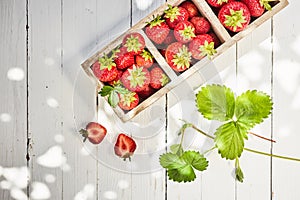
{"left": 174, "top": 21, "right": 196, "bottom": 43}
{"left": 92, "top": 54, "right": 118, "bottom": 82}
{"left": 190, "top": 16, "right": 211, "bottom": 35}
{"left": 241, "top": 0, "right": 272, "bottom": 17}
{"left": 122, "top": 32, "right": 145, "bottom": 55}
{"left": 150, "top": 67, "right": 170, "bottom": 89}
{"left": 163, "top": 32, "right": 176, "bottom": 45}
{"left": 107, "top": 70, "right": 123, "bottom": 86}
{"left": 164, "top": 5, "right": 189, "bottom": 29}
{"left": 135, "top": 50, "right": 154, "bottom": 68}
{"left": 137, "top": 85, "right": 155, "bottom": 99}
{"left": 218, "top": 1, "right": 251, "bottom": 32}
{"left": 118, "top": 91, "right": 139, "bottom": 110}
{"left": 145, "top": 15, "right": 170, "bottom": 44}
{"left": 189, "top": 34, "right": 216, "bottom": 60}
{"left": 121, "top": 65, "right": 150, "bottom": 92}
{"left": 209, "top": 32, "right": 221, "bottom": 48}
{"left": 114, "top": 47, "right": 135, "bottom": 70}
{"left": 179, "top": 1, "right": 199, "bottom": 19}
{"left": 165, "top": 42, "right": 192, "bottom": 72}
{"left": 159, "top": 49, "right": 167, "bottom": 57}
{"left": 79, "top": 122, "right": 107, "bottom": 144}
{"left": 114, "top": 133, "right": 137, "bottom": 161}
{"left": 206, "top": 0, "right": 234, "bottom": 8}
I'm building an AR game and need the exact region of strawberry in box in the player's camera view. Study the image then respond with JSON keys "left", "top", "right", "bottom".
{"left": 164, "top": 5, "right": 189, "bottom": 29}
{"left": 165, "top": 42, "right": 192, "bottom": 72}
{"left": 145, "top": 16, "right": 170, "bottom": 45}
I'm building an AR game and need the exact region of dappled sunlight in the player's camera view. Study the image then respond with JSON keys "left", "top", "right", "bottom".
{"left": 44, "top": 57, "right": 55, "bottom": 66}
{"left": 134, "top": 0, "right": 154, "bottom": 11}
{"left": 44, "top": 174, "right": 56, "bottom": 183}
{"left": 0, "top": 113, "right": 11, "bottom": 122}
{"left": 291, "top": 35, "right": 300, "bottom": 56}
{"left": 238, "top": 51, "right": 264, "bottom": 82}
{"left": 54, "top": 134, "right": 65, "bottom": 143}
{"left": 74, "top": 184, "right": 95, "bottom": 200}
{"left": 7, "top": 68, "right": 25, "bottom": 81}
{"left": 10, "top": 188, "right": 27, "bottom": 200}
{"left": 36, "top": 146, "right": 67, "bottom": 168}
{"left": 103, "top": 190, "right": 118, "bottom": 200}
{"left": 117, "top": 180, "right": 129, "bottom": 189}
{"left": 31, "top": 182, "right": 51, "bottom": 199}
{"left": 46, "top": 97, "right": 59, "bottom": 108}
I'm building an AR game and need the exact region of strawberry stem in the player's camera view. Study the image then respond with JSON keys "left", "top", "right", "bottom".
{"left": 248, "top": 131, "right": 276, "bottom": 143}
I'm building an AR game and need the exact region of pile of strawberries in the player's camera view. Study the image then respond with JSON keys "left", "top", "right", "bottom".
{"left": 145, "top": 1, "right": 220, "bottom": 73}
{"left": 207, "top": 0, "right": 274, "bottom": 32}
{"left": 92, "top": 32, "right": 169, "bottom": 111}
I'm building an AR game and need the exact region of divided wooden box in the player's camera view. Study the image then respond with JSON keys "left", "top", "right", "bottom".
{"left": 81, "top": 0, "right": 288, "bottom": 122}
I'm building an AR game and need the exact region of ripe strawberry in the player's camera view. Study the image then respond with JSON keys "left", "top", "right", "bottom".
{"left": 218, "top": 1, "right": 251, "bottom": 32}
{"left": 145, "top": 15, "right": 170, "bottom": 44}
{"left": 174, "top": 21, "right": 196, "bottom": 43}
{"left": 241, "top": 0, "right": 272, "bottom": 17}
{"left": 92, "top": 55, "right": 118, "bottom": 82}
{"left": 137, "top": 85, "right": 155, "bottom": 99}
{"left": 108, "top": 70, "right": 123, "bottom": 86}
{"left": 163, "top": 32, "right": 176, "bottom": 45}
{"left": 114, "top": 133, "right": 137, "bottom": 161}
{"left": 189, "top": 34, "right": 216, "bottom": 60}
{"left": 121, "top": 65, "right": 150, "bottom": 92}
{"left": 190, "top": 16, "right": 211, "bottom": 35}
{"left": 118, "top": 91, "right": 139, "bottom": 110}
{"left": 114, "top": 47, "right": 135, "bottom": 70}
{"left": 135, "top": 50, "right": 154, "bottom": 68}
{"left": 150, "top": 67, "right": 169, "bottom": 89}
{"left": 122, "top": 32, "right": 145, "bottom": 55}
{"left": 165, "top": 42, "right": 192, "bottom": 72}
{"left": 164, "top": 5, "right": 189, "bottom": 29}
{"left": 206, "top": 0, "right": 234, "bottom": 8}
{"left": 209, "top": 32, "right": 221, "bottom": 48}
{"left": 179, "top": 1, "right": 199, "bottom": 19}
{"left": 79, "top": 122, "right": 107, "bottom": 144}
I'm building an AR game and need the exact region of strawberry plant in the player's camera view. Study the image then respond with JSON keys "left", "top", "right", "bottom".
{"left": 160, "top": 84, "right": 300, "bottom": 183}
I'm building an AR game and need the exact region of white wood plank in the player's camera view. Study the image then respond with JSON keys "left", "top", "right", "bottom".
{"left": 0, "top": 0, "right": 27, "bottom": 199}
{"left": 272, "top": 0, "right": 300, "bottom": 199}
{"left": 236, "top": 20, "right": 272, "bottom": 200}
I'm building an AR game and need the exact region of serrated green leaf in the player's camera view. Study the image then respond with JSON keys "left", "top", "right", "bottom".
{"left": 159, "top": 153, "right": 185, "bottom": 169}
{"left": 170, "top": 144, "right": 184, "bottom": 156}
{"left": 99, "top": 85, "right": 114, "bottom": 96}
{"left": 108, "top": 91, "right": 119, "bottom": 108}
{"left": 114, "top": 86, "right": 129, "bottom": 95}
{"left": 181, "top": 151, "right": 208, "bottom": 171}
{"left": 235, "top": 90, "right": 273, "bottom": 130}
{"left": 196, "top": 85, "right": 235, "bottom": 121}
{"left": 167, "top": 166, "right": 196, "bottom": 183}
{"left": 214, "top": 121, "right": 248, "bottom": 160}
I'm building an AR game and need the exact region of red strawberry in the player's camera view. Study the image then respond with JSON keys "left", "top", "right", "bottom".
{"left": 122, "top": 32, "right": 145, "bottom": 55}
{"left": 114, "top": 133, "right": 137, "bottom": 161}
{"left": 163, "top": 32, "right": 176, "bottom": 45}
{"left": 218, "top": 1, "right": 251, "bottom": 32}
{"left": 207, "top": 0, "right": 234, "bottom": 8}
{"left": 118, "top": 91, "right": 139, "bottom": 110}
{"left": 190, "top": 16, "right": 211, "bottom": 35}
{"left": 79, "top": 122, "right": 107, "bottom": 144}
{"left": 150, "top": 67, "right": 169, "bottom": 89}
{"left": 165, "top": 42, "right": 192, "bottom": 72}
{"left": 179, "top": 1, "right": 199, "bottom": 19}
{"left": 174, "top": 21, "right": 196, "bottom": 43}
{"left": 92, "top": 55, "right": 118, "bottom": 82}
{"left": 189, "top": 34, "right": 216, "bottom": 60}
{"left": 209, "top": 32, "right": 221, "bottom": 48}
{"left": 108, "top": 70, "right": 123, "bottom": 86}
{"left": 135, "top": 50, "right": 154, "bottom": 68}
{"left": 241, "top": 0, "right": 272, "bottom": 17}
{"left": 164, "top": 5, "right": 189, "bottom": 29}
{"left": 121, "top": 65, "right": 150, "bottom": 92}
{"left": 145, "top": 15, "right": 170, "bottom": 44}
{"left": 137, "top": 85, "right": 155, "bottom": 99}
{"left": 159, "top": 49, "right": 167, "bottom": 57}
{"left": 114, "top": 47, "right": 135, "bottom": 70}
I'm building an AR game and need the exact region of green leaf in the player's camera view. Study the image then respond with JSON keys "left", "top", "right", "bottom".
{"left": 108, "top": 91, "right": 119, "bottom": 108}
{"left": 235, "top": 90, "right": 273, "bottom": 130}
{"left": 170, "top": 144, "right": 184, "bottom": 156}
{"left": 196, "top": 85, "right": 235, "bottom": 121}
{"left": 181, "top": 151, "right": 208, "bottom": 171}
{"left": 99, "top": 85, "right": 114, "bottom": 96}
{"left": 214, "top": 121, "right": 248, "bottom": 160}
{"left": 159, "top": 153, "right": 186, "bottom": 169}
{"left": 167, "top": 166, "right": 196, "bottom": 183}
{"left": 114, "top": 86, "right": 129, "bottom": 95}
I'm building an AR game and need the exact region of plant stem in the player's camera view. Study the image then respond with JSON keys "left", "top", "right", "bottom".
{"left": 189, "top": 123, "right": 300, "bottom": 162}
{"left": 248, "top": 132, "right": 276, "bottom": 143}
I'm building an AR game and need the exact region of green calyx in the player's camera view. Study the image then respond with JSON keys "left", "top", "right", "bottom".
{"left": 141, "top": 50, "right": 153, "bottom": 62}
{"left": 124, "top": 35, "right": 142, "bottom": 53}
{"left": 217, "top": 0, "right": 228, "bottom": 5}
{"left": 199, "top": 41, "right": 217, "bottom": 59}
{"left": 224, "top": 9, "right": 247, "bottom": 32}
{"left": 164, "top": 5, "right": 180, "bottom": 22}
{"left": 148, "top": 15, "right": 165, "bottom": 28}
{"left": 99, "top": 54, "right": 116, "bottom": 70}
{"left": 127, "top": 65, "right": 147, "bottom": 88}
{"left": 260, "top": 0, "right": 273, "bottom": 11}
{"left": 120, "top": 91, "right": 137, "bottom": 107}
{"left": 179, "top": 24, "right": 196, "bottom": 40}
{"left": 172, "top": 45, "right": 192, "bottom": 70}
{"left": 160, "top": 74, "right": 169, "bottom": 86}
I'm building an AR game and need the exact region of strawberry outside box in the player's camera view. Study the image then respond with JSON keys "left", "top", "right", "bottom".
{"left": 81, "top": 0, "right": 289, "bottom": 122}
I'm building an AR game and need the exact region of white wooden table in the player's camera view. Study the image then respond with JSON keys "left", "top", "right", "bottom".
{"left": 1, "top": 0, "right": 300, "bottom": 199}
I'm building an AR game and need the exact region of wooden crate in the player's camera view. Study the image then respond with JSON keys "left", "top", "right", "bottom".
{"left": 81, "top": 0, "right": 289, "bottom": 122}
